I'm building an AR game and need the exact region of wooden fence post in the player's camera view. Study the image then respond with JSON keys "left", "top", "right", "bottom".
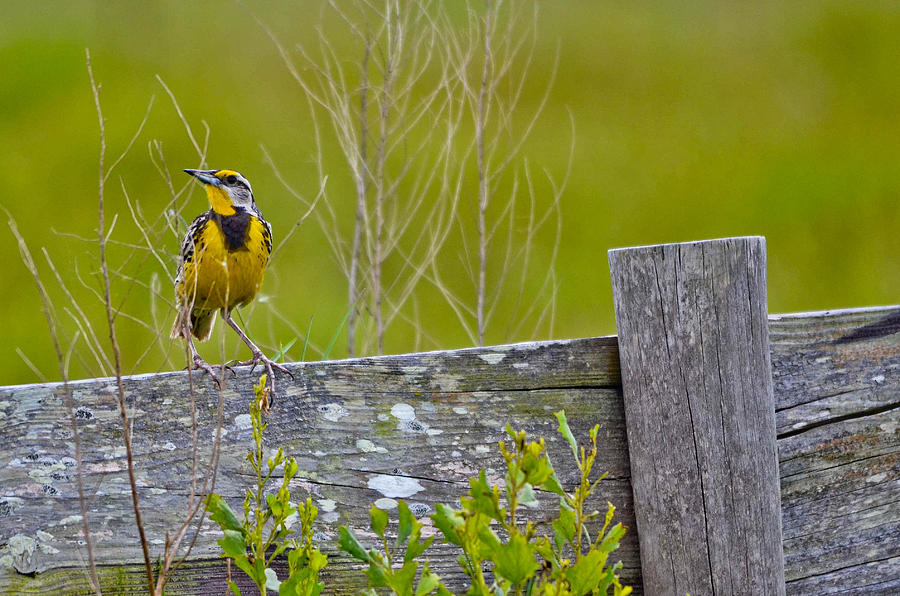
{"left": 608, "top": 237, "right": 785, "bottom": 596}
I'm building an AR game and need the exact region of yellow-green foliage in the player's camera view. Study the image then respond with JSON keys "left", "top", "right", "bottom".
{"left": 205, "top": 376, "right": 327, "bottom": 596}
{"left": 340, "top": 411, "right": 631, "bottom": 596}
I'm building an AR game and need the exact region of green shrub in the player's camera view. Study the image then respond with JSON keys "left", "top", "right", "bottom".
{"left": 341, "top": 411, "right": 631, "bottom": 596}
{"left": 205, "top": 376, "right": 327, "bottom": 595}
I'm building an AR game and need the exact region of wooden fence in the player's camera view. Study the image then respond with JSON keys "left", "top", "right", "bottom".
{"left": 0, "top": 236, "right": 897, "bottom": 595}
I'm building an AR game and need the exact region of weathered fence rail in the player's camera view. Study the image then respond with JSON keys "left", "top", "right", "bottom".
{"left": 1, "top": 236, "right": 897, "bottom": 595}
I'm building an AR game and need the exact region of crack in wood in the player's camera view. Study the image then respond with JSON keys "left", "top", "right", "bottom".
{"left": 779, "top": 450, "right": 896, "bottom": 480}
{"left": 774, "top": 386, "right": 879, "bottom": 413}
{"left": 786, "top": 554, "right": 900, "bottom": 584}
{"left": 777, "top": 402, "right": 900, "bottom": 439}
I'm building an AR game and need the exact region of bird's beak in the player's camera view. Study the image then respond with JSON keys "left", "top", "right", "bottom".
{"left": 184, "top": 169, "right": 221, "bottom": 187}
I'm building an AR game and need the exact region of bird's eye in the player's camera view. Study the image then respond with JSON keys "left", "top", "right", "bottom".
{"left": 226, "top": 175, "right": 238, "bottom": 185}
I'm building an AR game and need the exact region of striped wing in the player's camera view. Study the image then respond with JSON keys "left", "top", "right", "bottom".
{"left": 174, "top": 210, "right": 211, "bottom": 296}
{"left": 252, "top": 204, "right": 273, "bottom": 257}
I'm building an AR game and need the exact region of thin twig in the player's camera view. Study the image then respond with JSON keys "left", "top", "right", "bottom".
{"left": 86, "top": 48, "right": 155, "bottom": 593}
{"left": 475, "top": 0, "right": 495, "bottom": 346}
{"left": 6, "top": 210, "right": 101, "bottom": 595}
{"left": 14, "top": 348, "right": 47, "bottom": 382}
{"left": 349, "top": 31, "right": 371, "bottom": 357}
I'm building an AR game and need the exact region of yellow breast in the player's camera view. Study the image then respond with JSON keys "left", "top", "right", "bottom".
{"left": 178, "top": 216, "right": 271, "bottom": 312}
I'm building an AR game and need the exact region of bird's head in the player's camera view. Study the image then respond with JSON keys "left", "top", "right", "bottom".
{"left": 184, "top": 169, "right": 254, "bottom": 216}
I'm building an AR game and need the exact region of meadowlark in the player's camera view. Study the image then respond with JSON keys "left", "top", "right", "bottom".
{"left": 171, "top": 168, "right": 290, "bottom": 394}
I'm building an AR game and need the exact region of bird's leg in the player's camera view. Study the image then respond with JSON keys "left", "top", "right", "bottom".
{"left": 183, "top": 324, "right": 234, "bottom": 388}
{"left": 223, "top": 310, "right": 293, "bottom": 397}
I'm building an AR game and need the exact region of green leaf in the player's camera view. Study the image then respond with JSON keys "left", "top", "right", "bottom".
{"left": 555, "top": 411, "right": 578, "bottom": 461}
{"left": 279, "top": 573, "right": 301, "bottom": 596}
{"left": 476, "top": 523, "right": 502, "bottom": 560}
{"left": 533, "top": 536, "right": 556, "bottom": 566}
{"left": 254, "top": 556, "right": 267, "bottom": 584}
{"left": 601, "top": 501, "right": 616, "bottom": 536}
{"left": 386, "top": 560, "right": 419, "bottom": 596}
{"left": 273, "top": 337, "right": 298, "bottom": 363}
{"left": 518, "top": 483, "right": 540, "bottom": 509}
{"left": 491, "top": 533, "right": 539, "bottom": 586}
{"left": 520, "top": 443, "right": 554, "bottom": 487}
{"left": 369, "top": 503, "right": 389, "bottom": 539}
{"left": 456, "top": 552, "right": 474, "bottom": 580}
{"left": 553, "top": 507, "right": 576, "bottom": 552}
{"left": 597, "top": 523, "right": 627, "bottom": 553}
{"left": 323, "top": 307, "right": 352, "bottom": 359}
{"left": 405, "top": 533, "right": 434, "bottom": 563}
{"left": 396, "top": 500, "right": 414, "bottom": 547}
{"left": 504, "top": 469, "right": 519, "bottom": 505}
{"left": 365, "top": 561, "right": 389, "bottom": 588}
{"left": 279, "top": 550, "right": 327, "bottom": 596}
{"left": 300, "top": 316, "right": 314, "bottom": 362}
{"left": 285, "top": 457, "right": 299, "bottom": 480}
{"left": 272, "top": 539, "right": 292, "bottom": 561}
{"left": 308, "top": 550, "right": 328, "bottom": 572}
{"left": 232, "top": 554, "right": 255, "bottom": 581}
{"left": 205, "top": 493, "right": 244, "bottom": 534}
{"left": 228, "top": 580, "right": 242, "bottom": 596}
{"left": 338, "top": 526, "right": 371, "bottom": 562}
{"left": 541, "top": 470, "right": 566, "bottom": 497}
{"left": 415, "top": 561, "right": 443, "bottom": 596}
{"left": 267, "top": 493, "right": 284, "bottom": 518}
{"left": 566, "top": 549, "right": 611, "bottom": 595}
{"left": 467, "top": 470, "right": 504, "bottom": 521}
{"left": 218, "top": 529, "right": 247, "bottom": 558}
{"left": 431, "top": 504, "right": 464, "bottom": 547}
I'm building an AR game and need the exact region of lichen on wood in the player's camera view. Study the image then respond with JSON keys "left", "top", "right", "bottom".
{"left": 1, "top": 305, "right": 898, "bottom": 594}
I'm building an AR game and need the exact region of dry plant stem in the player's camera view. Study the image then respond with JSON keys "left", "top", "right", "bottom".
{"left": 349, "top": 39, "right": 371, "bottom": 357}
{"left": 160, "top": 357, "right": 227, "bottom": 588}
{"left": 374, "top": 5, "right": 398, "bottom": 355}
{"left": 14, "top": 348, "right": 47, "bottom": 381}
{"left": 262, "top": 156, "right": 327, "bottom": 263}
{"left": 42, "top": 247, "right": 113, "bottom": 375}
{"left": 6, "top": 213, "right": 101, "bottom": 595}
{"left": 86, "top": 49, "right": 155, "bottom": 593}
{"left": 260, "top": 1, "right": 556, "bottom": 353}
{"left": 259, "top": 0, "right": 458, "bottom": 355}
{"left": 476, "top": 0, "right": 494, "bottom": 347}
{"left": 187, "top": 344, "right": 199, "bottom": 508}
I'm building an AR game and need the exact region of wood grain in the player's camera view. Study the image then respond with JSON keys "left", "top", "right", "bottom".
{"left": 0, "top": 338, "right": 639, "bottom": 594}
{"left": 609, "top": 237, "right": 785, "bottom": 596}
{"left": 1, "top": 303, "right": 898, "bottom": 594}
{"left": 770, "top": 307, "right": 900, "bottom": 595}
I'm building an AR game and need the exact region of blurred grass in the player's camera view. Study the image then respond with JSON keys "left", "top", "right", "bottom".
{"left": 2, "top": 0, "right": 899, "bottom": 385}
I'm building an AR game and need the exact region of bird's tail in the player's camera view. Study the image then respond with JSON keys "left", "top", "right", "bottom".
{"left": 171, "top": 308, "right": 217, "bottom": 341}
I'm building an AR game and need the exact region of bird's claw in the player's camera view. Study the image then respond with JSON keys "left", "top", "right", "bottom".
{"left": 186, "top": 355, "right": 233, "bottom": 388}
{"left": 231, "top": 354, "right": 293, "bottom": 379}
{"left": 268, "top": 359, "right": 294, "bottom": 380}
{"left": 249, "top": 354, "right": 294, "bottom": 408}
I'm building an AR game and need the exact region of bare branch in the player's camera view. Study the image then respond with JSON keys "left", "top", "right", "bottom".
{"left": 6, "top": 209, "right": 100, "bottom": 594}
{"left": 86, "top": 48, "right": 155, "bottom": 593}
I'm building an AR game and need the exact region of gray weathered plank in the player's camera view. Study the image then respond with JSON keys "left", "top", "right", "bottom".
{"left": 609, "top": 237, "right": 786, "bottom": 596}
{"left": 769, "top": 307, "right": 900, "bottom": 595}
{"left": 2, "top": 303, "right": 899, "bottom": 594}
{"left": 0, "top": 337, "right": 639, "bottom": 594}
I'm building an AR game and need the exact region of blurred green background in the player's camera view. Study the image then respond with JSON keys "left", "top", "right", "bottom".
{"left": 2, "top": 1, "right": 898, "bottom": 386}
